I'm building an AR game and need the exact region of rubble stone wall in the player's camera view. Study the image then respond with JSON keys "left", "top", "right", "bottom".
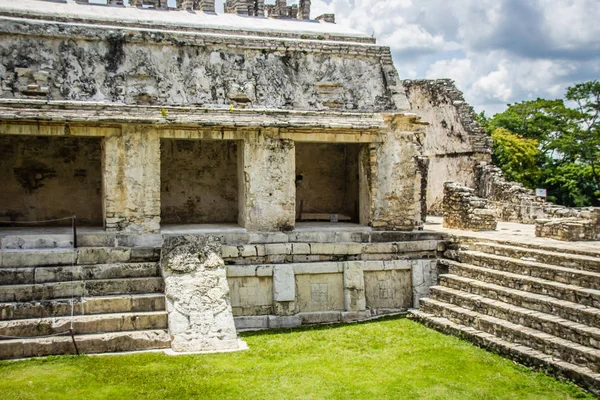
{"left": 402, "top": 80, "right": 492, "bottom": 215}
{"left": 535, "top": 209, "right": 600, "bottom": 241}
{"left": 443, "top": 182, "right": 497, "bottom": 231}
{"left": 476, "top": 163, "right": 591, "bottom": 223}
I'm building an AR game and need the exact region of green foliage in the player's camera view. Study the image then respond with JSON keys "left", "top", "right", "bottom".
{"left": 485, "top": 80, "right": 600, "bottom": 207}
{"left": 491, "top": 128, "right": 541, "bottom": 188}
{"left": 0, "top": 318, "right": 591, "bottom": 400}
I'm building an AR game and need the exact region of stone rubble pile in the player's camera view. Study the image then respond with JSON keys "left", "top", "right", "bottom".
{"left": 476, "top": 163, "right": 593, "bottom": 223}
{"left": 443, "top": 182, "right": 497, "bottom": 231}
{"left": 535, "top": 208, "right": 600, "bottom": 241}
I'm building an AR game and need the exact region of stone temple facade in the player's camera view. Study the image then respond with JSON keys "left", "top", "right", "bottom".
{"left": 0, "top": 0, "right": 447, "bottom": 356}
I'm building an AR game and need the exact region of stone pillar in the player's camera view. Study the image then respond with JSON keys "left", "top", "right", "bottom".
{"left": 316, "top": 14, "right": 335, "bottom": 23}
{"left": 224, "top": 0, "right": 249, "bottom": 15}
{"left": 369, "top": 114, "right": 427, "bottom": 231}
{"left": 343, "top": 261, "right": 366, "bottom": 312}
{"left": 298, "top": 0, "right": 311, "bottom": 20}
{"left": 412, "top": 260, "right": 437, "bottom": 307}
{"left": 238, "top": 130, "right": 295, "bottom": 232}
{"left": 160, "top": 235, "right": 242, "bottom": 353}
{"left": 199, "top": 0, "right": 215, "bottom": 12}
{"left": 102, "top": 126, "right": 161, "bottom": 234}
{"left": 273, "top": 265, "right": 296, "bottom": 315}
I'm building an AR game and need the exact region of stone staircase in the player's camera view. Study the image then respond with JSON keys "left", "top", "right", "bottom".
{"left": 411, "top": 240, "right": 600, "bottom": 395}
{"left": 0, "top": 246, "right": 170, "bottom": 359}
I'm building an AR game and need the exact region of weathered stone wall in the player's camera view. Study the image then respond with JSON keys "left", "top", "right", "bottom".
{"left": 369, "top": 114, "right": 427, "bottom": 230}
{"left": 0, "top": 135, "right": 102, "bottom": 225}
{"left": 0, "top": 13, "right": 403, "bottom": 113}
{"left": 535, "top": 209, "right": 600, "bottom": 241}
{"left": 443, "top": 182, "right": 497, "bottom": 231}
{"left": 475, "top": 163, "right": 591, "bottom": 223}
{"left": 402, "top": 80, "right": 492, "bottom": 215}
{"left": 295, "top": 143, "right": 360, "bottom": 221}
{"left": 160, "top": 139, "right": 238, "bottom": 224}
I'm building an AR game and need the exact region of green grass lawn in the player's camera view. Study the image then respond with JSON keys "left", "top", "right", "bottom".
{"left": 0, "top": 317, "right": 592, "bottom": 400}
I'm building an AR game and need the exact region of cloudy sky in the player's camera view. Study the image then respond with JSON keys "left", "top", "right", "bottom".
{"left": 211, "top": 0, "right": 599, "bottom": 115}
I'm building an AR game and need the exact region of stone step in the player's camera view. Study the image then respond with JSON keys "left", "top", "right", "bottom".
{"left": 458, "top": 251, "right": 600, "bottom": 291}
{"left": 469, "top": 242, "right": 600, "bottom": 274}
{"left": 440, "top": 274, "right": 600, "bottom": 328}
{"left": 429, "top": 286, "right": 600, "bottom": 349}
{"left": 441, "top": 259, "right": 600, "bottom": 308}
{"left": 419, "top": 298, "right": 600, "bottom": 373}
{"left": 0, "top": 277, "right": 164, "bottom": 302}
{"left": 0, "top": 311, "right": 168, "bottom": 338}
{"left": 0, "top": 329, "right": 171, "bottom": 360}
{"left": 0, "top": 294, "right": 166, "bottom": 321}
{"left": 0, "top": 262, "right": 160, "bottom": 285}
{"left": 221, "top": 240, "right": 441, "bottom": 265}
{"left": 409, "top": 310, "right": 600, "bottom": 397}
{"left": 0, "top": 247, "right": 160, "bottom": 268}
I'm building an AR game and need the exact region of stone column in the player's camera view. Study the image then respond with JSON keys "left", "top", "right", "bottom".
{"left": 161, "top": 235, "right": 242, "bottom": 353}
{"left": 102, "top": 125, "right": 161, "bottom": 234}
{"left": 238, "top": 129, "right": 295, "bottom": 232}
{"left": 298, "top": 0, "right": 310, "bottom": 19}
{"left": 369, "top": 114, "right": 427, "bottom": 231}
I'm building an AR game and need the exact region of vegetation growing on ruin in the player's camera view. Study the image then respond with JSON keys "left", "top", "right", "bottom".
{"left": 477, "top": 80, "right": 600, "bottom": 207}
{"left": 0, "top": 318, "right": 591, "bottom": 400}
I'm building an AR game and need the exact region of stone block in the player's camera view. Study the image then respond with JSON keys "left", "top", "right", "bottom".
{"left": 268, "top": 315, "right": 302, "bottom": 329}
{"left": 343, "top": 261, "right": 366, "bottom": 311}
{"left": 300, "top": 311, "right": 341, "bottom": 325}
{"left": 221, "top": 245, "right": 240, "bottom": 258}
{"left": 296, "top": 273, "right": 344, "bottom": 313}
{"left": 291, "top": 243, "right": 311, "bottom": 255}
{"left": 364, "top": 270, "right": 412, "bottom": 310}
{"left": 234, "top": 316, "right": 269, "bottom": 330}
{"left": 273, "top": 265, "right": 295, "bottom": 302}
{"left": 265, "top": 243, "right": 292, "bottom": 256}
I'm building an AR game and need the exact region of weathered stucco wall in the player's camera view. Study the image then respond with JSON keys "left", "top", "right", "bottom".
{"left": 160, "top": 139, "right": 238, "bottom": 224}
{"left": 0, "top": 15, "right": 404, "bottom": 113}
{"left": 0, "top": 135, "right": 102, "bottom": 225}
{"left": 369, "top": 114, "right": 427, "bottom": 230}
{"left": 402, "top": 80, "right": 492, "bottom": 215}
{"left": 295, "top": 143, "right": 359, "bottom": 221}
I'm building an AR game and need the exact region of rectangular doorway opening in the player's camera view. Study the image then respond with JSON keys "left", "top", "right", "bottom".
{"left": 295, "top": 142, "right": 361, "bottom": 223}
{"left": 0, "top": 135, "right": 103, "bottom": 227}
{"left": 160, "top": 139, "right": 239, "bottom": 225}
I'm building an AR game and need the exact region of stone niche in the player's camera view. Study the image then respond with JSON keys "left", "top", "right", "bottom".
{"left": 295, "top": 142, "right": 361, "bottom": 223}
{"left": 0, "top": 135, "right": 103, "bottom": 225}
{"left": 160, "top": 139, "right": 239, "bottom": 224}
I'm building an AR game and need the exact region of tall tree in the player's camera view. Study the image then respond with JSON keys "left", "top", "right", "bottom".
{"left": 485, "top": 81, "right": 600, "bottom": 207}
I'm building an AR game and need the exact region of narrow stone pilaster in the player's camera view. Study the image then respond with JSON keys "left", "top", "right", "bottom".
{"left": 273, "top": 265, "right": 296, "bottom": 315}
{"left": 343, "top": 261, "right": 366, "bottom": 311}
{"left": 102, "top": 126, "right": 161, "bottom": 234}
{"left": 238, "top": 130, "right": 295, "bottom": 232}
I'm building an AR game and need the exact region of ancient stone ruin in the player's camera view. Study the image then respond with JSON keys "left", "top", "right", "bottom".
{"left": 0, "top": 0, "right": 598, "bottom": 395}
{"left": 442, "top": 182, "right": 497, "bottom": 231}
